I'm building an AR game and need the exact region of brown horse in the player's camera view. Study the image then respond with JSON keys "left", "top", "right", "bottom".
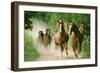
{"left": 43, "top": 28, "right": 52, "bottom": 48}
{"left": 54, "top": 21, "right": 69, "bottom": 56}
{"left": 38, "top": 30, "right": 44, "bottom": 44}
{"left": 69, "top": 22, "right": 84, "bottom": 58}
{"left": 38, "top": 29, "right": 52, "bottom": 48}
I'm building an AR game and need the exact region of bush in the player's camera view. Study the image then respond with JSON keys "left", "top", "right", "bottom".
{"left": 82, "top": 35, "right": 90, "bottom": 58}
{"left": 24, "top": 30, "right": 39, "bottom": 61}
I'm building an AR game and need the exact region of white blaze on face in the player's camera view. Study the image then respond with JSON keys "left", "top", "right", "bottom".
{"left": 58, "top": 24, "right": 62, "bottom": 33}
{"left": 68, "top": 24, "right": 72, "bottom": 35}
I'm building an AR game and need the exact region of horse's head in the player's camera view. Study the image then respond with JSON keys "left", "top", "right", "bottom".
{"left": 58, "top": 18, "right": 63, "bottom": 24}
{"left": 59, "top": 23, "right": 65, "bottom": 33}
{"left": 79, "top": 22, "right": 84, "bottom": 33}
{"left": 46, "top": 28, "right": 51, "bottom": 35}
{"left": 57, "top": 18, "right": 64, "bottom": 29}
{"left": 69, "top": 22, "right": 78, "bottom": 35}
{"left": 69, "top": 22, "right": 80, "bottom": 35}
{"left": 38, "top": 31, "right": 44, "bottom": 37}
{"left": 68, "top": 22, "right": 75, "bottom": 35}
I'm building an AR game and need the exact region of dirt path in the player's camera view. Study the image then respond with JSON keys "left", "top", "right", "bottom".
{"left": 36, "top": 36, "right": 78, "bottom": 61}
{"left": 36, "top": 48, "right": 76, "bottom": 61}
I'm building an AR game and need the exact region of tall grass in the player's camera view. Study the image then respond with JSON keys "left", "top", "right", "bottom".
{"left": 82, "top": 36, "right": 90, "bottom": 58}
{"left": 24, "top": 30, "right": 39, "bottom": 61}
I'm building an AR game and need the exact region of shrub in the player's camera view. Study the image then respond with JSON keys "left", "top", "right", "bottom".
{"left": 24, "top": 30, "right": 39, "bottom": 61}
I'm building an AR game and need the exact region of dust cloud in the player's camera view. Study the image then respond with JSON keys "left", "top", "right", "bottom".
{"left": 29, "top": 19, "right": 76, "bottom": 60}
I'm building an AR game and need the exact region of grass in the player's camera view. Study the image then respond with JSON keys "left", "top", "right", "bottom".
{"left": 82, "top": 36, "right": 90, "bottom": 58}
{"left": 24, "top": 30, "right": 39, "bottom": 61}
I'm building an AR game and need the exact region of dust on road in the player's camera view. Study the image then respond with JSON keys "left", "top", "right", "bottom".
{"left": 30, "top": 19, "right": 80, "bottom": 61}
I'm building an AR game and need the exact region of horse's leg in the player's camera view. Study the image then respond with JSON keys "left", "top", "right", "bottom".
{"left": 73, "top": 42, "right": 77, "bottom": 58}
{"left": 65, "top": 43, "right": 68, "bottom": 55}
{"left": 55, "top": 43, "right": 58, "bottom": 49}
{"left": 79, "top": 42, "right": 82, "bottom": 53}
{"left": 61, "top": 44, "right": 64, "bottom": 57}
{"left": 75, "top": 40, "right": 82, "bottom": 58}
{"left": 76, "top": 41, "right": 81, "bottom": 58}
{"left": 74, "top": 48, "right": 77, "bottom": 58}
{"left": 77, "top": 43, "right": 82, "bottom": 58}
{"left": 72, "top": 34, "right": 77, "bottom": 58}
{"left": 45, "top": 44, "right": 47, "bottom": 49}
{"left": 48, "top": 44, "right": 50, "bottom": 48}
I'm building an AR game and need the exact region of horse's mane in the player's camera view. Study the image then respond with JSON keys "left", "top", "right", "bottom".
{"left": 61, "top": 24, "right": 65, "bottom": 32}
{"left": 72, "top": 23, "right": 80, "bottom": 37}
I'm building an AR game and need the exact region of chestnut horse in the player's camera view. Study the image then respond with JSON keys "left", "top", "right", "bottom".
{"left": 69, "top": 22, "right": 84, "bottom": 58}
{"left": 54, "top": 21, "right": 69, "bottom": 56}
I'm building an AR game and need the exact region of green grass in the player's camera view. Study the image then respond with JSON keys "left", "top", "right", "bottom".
{"left": 82, "top": 36, "right": 90, "bottom": 58}
{"left": 24, "top": 30, "right": 39, "bottom": 61}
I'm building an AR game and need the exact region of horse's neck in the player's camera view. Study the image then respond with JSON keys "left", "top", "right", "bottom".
{"left": 73, "top": 28, "right": 80, "bottom": 38}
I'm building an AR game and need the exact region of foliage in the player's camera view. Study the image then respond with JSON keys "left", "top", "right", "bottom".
{"left": 24, "top": 30, "right": 39, "bottom": 61}
{"left": 24, "top": 11, "right": 90, "bottom": 35}
{"left": 82, "top": 36, "right": 90, "bottom": 58}
{"left": 24, "top": 12, "right": 33, "bottom": 30}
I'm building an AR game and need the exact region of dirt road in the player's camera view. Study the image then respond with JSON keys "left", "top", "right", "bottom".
{"left": 35, "top": 36, "right": 78, "bottom": 61}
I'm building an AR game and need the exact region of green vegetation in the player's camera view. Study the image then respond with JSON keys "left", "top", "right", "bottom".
{"left": 24, "top": 11, "right": 90, "bottom": 35}
{"left": 24, "top": 30, "right": 39, "bottom": 61}
{"left": 82, "top": 36, "right": 90, "bottom": 58}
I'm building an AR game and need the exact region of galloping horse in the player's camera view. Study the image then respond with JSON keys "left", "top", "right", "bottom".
{"left": 69, "top": 22, "right": 84, "bottom": 58}
{"left": 43, "top": 28, "right": 52, "bottom": 48}
{"left": 38, "top": 31, "right": 44, "bottom": 44}
{"left": 54, "top": 20, "right": 69, "bottom": 56}
{"left": 38, "top": 28, "right": 51, "bottom": 49}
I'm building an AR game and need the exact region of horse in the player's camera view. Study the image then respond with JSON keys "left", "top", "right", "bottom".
{"left": 43, "top": 28, "right": 52, "bottom": 48}
{"left": 37, "top": 31, "right": 44, "bottom": 44}
{"left": 69, "top": 22, "right": 84, "bottom": 58}
{"left": 54, "top": 21, "right": 69, "bottom": 56}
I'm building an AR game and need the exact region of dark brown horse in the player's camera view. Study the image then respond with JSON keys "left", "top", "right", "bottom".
{"left": 38, "top": 31, "right": 44, "bottom": 44}
{"left": 54, "top": 21, "right": 69, "bottom": 56}
{"left": 69, "top": 22, "right": 84, "bottom": 58}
